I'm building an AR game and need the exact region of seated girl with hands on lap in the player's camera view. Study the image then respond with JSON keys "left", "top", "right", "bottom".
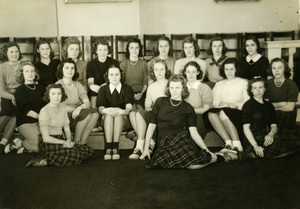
{"left": 25, "top": 84, "right": 94, "bottom": 167}
{"left": 96, "top": 65, "right": 134, "bottom": 160}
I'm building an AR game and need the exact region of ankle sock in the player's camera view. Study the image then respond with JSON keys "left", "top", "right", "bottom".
{"left": 232, "top": 140, "right": 243, "bottom": 152}
{"left": 0, "top": 138, "right": 8, "bottom": 146}
{"left": 136, "top": 139, "right": 144, "bottom": 152}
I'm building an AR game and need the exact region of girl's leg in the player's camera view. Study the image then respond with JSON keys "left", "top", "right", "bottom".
{"left": 0, "top": 116, "right": 10, "bottom": 151}
{"left": 208, "top": 112, "right": 232, "bottom": 145}
{"left": 2, "top": 116, "right": 16, "bottom": 144}
{"left": 113, "top": 115, "right": 124, "bottom": 143}
{"left": 104, "top": 115, "right": 114, "bottom": 160}
{"left": 187, "top": 152, "right": 218, "bottom": 169}
{"left": 18, "top": 123, "right": 40, "bottom": 153}
{"left": 79, "top": 113, "right": 99, "bottom": 144}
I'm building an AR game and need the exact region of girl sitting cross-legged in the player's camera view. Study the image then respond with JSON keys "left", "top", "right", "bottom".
{"left": 96, "top": 65, "right": 134, "bottom": 160}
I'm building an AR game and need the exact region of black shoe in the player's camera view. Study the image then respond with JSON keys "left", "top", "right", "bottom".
{"left": 25, "top": 158, "right": 47, "bottom": 168}
{"left": 0, "top": 144, "right": 5, "bottom": 155}
{"left": 239, "top": 151, "right": 256, "bottom": 162}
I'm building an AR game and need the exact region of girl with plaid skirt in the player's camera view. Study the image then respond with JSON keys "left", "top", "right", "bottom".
{"left": 25, "top": 84, "right": 93, "bottom": 167}
{"left": 242, "top": 77, "right": 294, "bottom": 159}
{"left": 141, "top": 75, "right": 217, "bottom": 169}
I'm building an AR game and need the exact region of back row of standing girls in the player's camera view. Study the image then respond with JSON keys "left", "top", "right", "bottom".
{"left": 0, "top": 35, "right": 298, "bottom": 168}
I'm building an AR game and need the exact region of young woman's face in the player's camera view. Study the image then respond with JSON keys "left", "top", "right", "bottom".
{"left": 183, "top": 43, "right": 195, "bottom": 58}
{"left": 108, "top": 67, "right": 121, "bottom": 85}
{"left": 153, "top": 62, "right": 166, "bottom": 80}
{"left": 96, "top": 44, "right": 108, "bottom": 61}
{"left": 158, "top": 40, "right": 170, "bottom": 57}
{"left": 185, "top": 65, "right": 199, "bottom": 82}
{"left": 245, "top": 40, "right": 258, "bottom": 56}
{"left": 62, "top": 63, "right": 75, "bottom": 79}
{"left": 67, "top": 44, "right": 80, "bottom": 59}
{"left": 169, "top": 81, "right": 183, "bottom": 100}
{"left": 251, "top": 81, "right": 265, "bottom": 99}
{"left": 23, "top": 65, "right": 35, "bottom": 83}
{"left": 38, "top": 43, "right": 51, "bottom": 59}
{"left": 212, "top": 40, "right": 223, "bottom": 57}
{"left": 271, "top": 61, "right": 285, "bottom": 79}
{"left": 49, "top": 88, "right": 62, "bottom": 104}
{"left": 224, "top": 63, "right": 236, "bottom": 80}
{"left": 128, "top": 42, "right": 140, "bottom": 58}
{"left": 7, "top": 46, "right": 19, "bottom": 62}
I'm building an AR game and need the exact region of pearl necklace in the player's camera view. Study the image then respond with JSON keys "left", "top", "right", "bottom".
{"left": 130, "top": 60, "right": 138, "bottom": 66}
{"left": 170, "top": 98, "right": 182, "bottom": 107}
{"left": 274, "top": 78, "right": 285, "bottom": 88}
{"left": 25, "top": 83, "right": 36, "bottom": 90}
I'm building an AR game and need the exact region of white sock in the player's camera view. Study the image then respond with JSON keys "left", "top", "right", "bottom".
{"left": 0, "top": 138, "right": 8, "bottom": 145}
{"left": 232, "top": 140, "right": 243, "bottom": 152}
{"left": 225, "top": 140, "right": 232, "bottom": 147}
{"left": 135, "top": 139, "right": 144, "bottom": 152}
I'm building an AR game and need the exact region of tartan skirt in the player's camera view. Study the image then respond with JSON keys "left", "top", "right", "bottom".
{"left": 243, "top": 126, "right": 293, "bottom": 158}
{"left": 145, "top": 130, "right": 212, "bottom": 169}
{"left": 40, "top": 135, "right": 94, "bottom": 166}
{"left": 275, "top": 109, "right": 297, "bottom": 140}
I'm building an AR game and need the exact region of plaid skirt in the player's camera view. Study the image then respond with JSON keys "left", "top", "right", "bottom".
{"left": 40, "top": 135, "right": 94, "bottom": 166}
{"left": 243, "top": 126, "right": 293, "bottom": 158}
{"left": 145, "top": 130, "right": 212, "bottom": 169}
{"left": 275, "top": 109, "right": 297, "bottom": 140}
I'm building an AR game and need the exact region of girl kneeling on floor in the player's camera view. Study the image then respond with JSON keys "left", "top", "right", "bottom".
{"left": 25, "top": 84, "right": 94, "bottom": 167}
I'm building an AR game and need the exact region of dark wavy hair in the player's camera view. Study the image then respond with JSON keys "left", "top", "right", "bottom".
{"left": 93, "top": 39, "right": 112, "bottom": 55}
{"left": 2, "top": 42, "right": 22, "bottom": 62}
{"left": 125, "top": 38, "right": 143, "bottom": 59}
{"left": 35, "top": 39, "right": 55, "bottom": 60}
{"left": 149, "top": 59, "right": 171, "bottom": 81}
{"left": 103, "top": 64, "right": 124, "bottom": 84}
{"left": 17, "top": 61, "right": 40, "bottom": 83}
{"left": 268, "top": 57, "right": 291, "bottom": 78}
{"left": 43, "top": 83, "right": 68, "bottom": 103}
{"left": 62, "top": 37, "right": 83, "bottom": 59}
{"left": 154, "top": 36, "right": 174, "bottom": 57}
{"left": 181, "top": 36, "right": 200, "bottom": 58}
{"left": 219, "top": 58, "right": 242, "bottom": 78}
{"left": 206, "top": 36, "right": 228, "bottom": 56}
{"left": 182, "top": 61, "right": 203, "bottom": 80}
{"left": 165, "top": 74, "right": 189, "bottom": 99}
{"left": 56, "top": 58, "right": 79, "bottom": 80}
{"left": 247, "top": 76, "right": 267, "bottom": 98}
{"left": 243, "top": 35, "right": 264, "bottom": 55}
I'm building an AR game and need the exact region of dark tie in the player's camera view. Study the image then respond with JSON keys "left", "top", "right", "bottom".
{"left": 249, "top": 59, "right": 254, "bottom": 64}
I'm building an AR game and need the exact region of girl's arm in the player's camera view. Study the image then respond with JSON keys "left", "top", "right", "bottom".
{"left": 264, "top": 124, "right": 277, "bottom": 146}
{"left": 27, "top": 111, "right": 39, "bottom": 119}
{"left": 88, "top": 77, "right": 100, "bottom": 93}
{"left": 140, "top": 123, "right": 156, "bottom": 159}
{"left": 189, "top": 127, "right": 209, "bottom": 151}
{"left": 0, "top": 73, "right": 14, "bottom": 100}
{"left": 194, "top": 104, "right": 211, "bottom": 114}
{"left": 243, "top": 124, "right": 264, "bottom": 157}
{"left": 272, "top": 101, "right": 296, "bottom": 112}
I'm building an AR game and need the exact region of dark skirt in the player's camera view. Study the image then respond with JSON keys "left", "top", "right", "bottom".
{"left": 243, "top": 126, "right": 293, "bottom": 158}
{"left": 68, "top": 108, "right": 98, "bottom": 132}
{"left": 275, "top": 109, "right": 297, "bottom": 140}
{"left": 145, "top": 130, "right": 212, "bottom": 169}
{"left": 0, "top": 98, "right": 17, "bottom": 116}
{"left": 39, "top": 135, "right": 94, "bottom": 166}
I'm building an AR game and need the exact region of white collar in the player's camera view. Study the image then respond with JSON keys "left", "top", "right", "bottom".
{"left": 109, "top": 83, "right": 122, "bottom": 94}
{"left": 246, "top": 54, "right": 262, "bottom": 63}
{"left": 187, "top": 80, "right": 201, "bottom": 90}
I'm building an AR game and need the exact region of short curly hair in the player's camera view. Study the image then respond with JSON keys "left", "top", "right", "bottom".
{"left": 56, "top": 58, "right": 79, "bottom": 81}
{"left": 247, "top": 76, "right": 267, "bottom": 98}
{"left": 93, "top": 39, "right": 113, "bottom": 55}
{"left": 219, "top": 58, "right": 242, "bottom": 78}
{"left": 2, "top": 42, "right": 23, "bottom": 62}
{"left": 182, "top": 61, "right": 203, "bottom": 80}
{"left": 35, "top": 39, "right": 55, "bottom": 60}
{"left": 16, "top": 61, "right": 40, "bottom": 83}
{"left": 149, "top": 59, "right": 171, "bottom": 81}
{"left": 154, "top": 36, "right": 174, "bottom": 57}
{"left": 268, "top": 57, "right": 291, "bottom": 78}
{"left": 243, "top": 35, "right": 264, "bottom": 55}
{"left": 206, "top": 36, "right": 228, "bottom": 56}
{"left": 181, "top": 36, "right": 200, "bottom": 58}
{"left": 125, "top": 38, "right": 143, "bottom": 59}
{"left": 62, "top": 37, "right": 83, "bottom": 59}
{"left": 103, "top": 64, "right": 124, "bottom": 84}
{"left": 43, "top": 83, "right": 68, "bottom": 103}
{"left": 165, "top": 74, "right": 189, "bottom": 99}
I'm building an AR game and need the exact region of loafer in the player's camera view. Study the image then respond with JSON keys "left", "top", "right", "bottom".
{"left": 104, "top": 149, "right": 112, "bottom": 160}
{"left": 112, "top": 149, "right": 120, "bottom": 160}
{"left": 128, "top": 148, "right": 142, "bottom": 160}
{"left": 25, "top": 158, "right": 47, "bottom": 168}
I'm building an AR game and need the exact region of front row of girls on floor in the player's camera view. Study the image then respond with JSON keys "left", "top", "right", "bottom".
{"left": 0, "top": 35, "right": 298, "bottom": 168}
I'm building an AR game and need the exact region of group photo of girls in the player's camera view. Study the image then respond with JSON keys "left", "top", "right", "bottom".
{"left": 0, "top": 34, "right": 298, "bottom": 169}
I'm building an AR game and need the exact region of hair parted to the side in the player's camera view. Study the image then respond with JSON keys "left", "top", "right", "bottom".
{"left": 247, "top": 76, "right": 267, "bottom": 98}
{"left": 154, "top": 36, "right": 174, "bottom": 57}
{"left": 56, "top": 58, "right": 79, "bottom": 81}
{"left": 182, "top": 61, "right": 203, "bottom": 80}
{"left": 149, "top": 59, "right": 171, "bottom": 81}
{"left": 103, "top": 64, "right": 124, "bottom": 84}
{"left": 268, "top": 57, "right": 291, "bottom": 78}
{"left": 219, "top": 58, "right": 242, "bottom": 78}
{"left": 165, "top": 74, "right": 189, "bottom": 99}
{"left": 243, "top": 35, "right": 264, "bottom": 55}
{"left": 2, "top": 42, "right": 23, "bottom": 61}
{"left": 62, "top": 37, "right": 83, "bottom": 59}
{"left": 35, "top": 39, "right": 55, "bottom": 60}
{"left": 181, "top": 36, "right": 200, "bottom": 58}
{"left": 94, "top": 39, "right": 112, "bottom": 55}
{"left": 43, "top": 83, "right": 68, "bottom": 103}
{"left": 17, "top": 61, "right": 40, "bottom": 83}
{"left": 125, "top": 38, "right": 143, "bottom": 59}
{"left": 206, "top": 36, "right": 228, "bottom": 56}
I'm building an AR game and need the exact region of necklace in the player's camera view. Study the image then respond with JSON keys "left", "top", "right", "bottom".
{"left": 274, "top": 78, "right": 285, "bottom": 88}
{"left": 64, "top": 81, "right": 74, "bottom": 90}
{"left": 170, "top": 98, "right": 182, "bottom": 107}
{"left": 25, "top": 83, "right": 36, "bottom": 90}
{"left": 130, "top": 60, "right": 138, "bottom": 65}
